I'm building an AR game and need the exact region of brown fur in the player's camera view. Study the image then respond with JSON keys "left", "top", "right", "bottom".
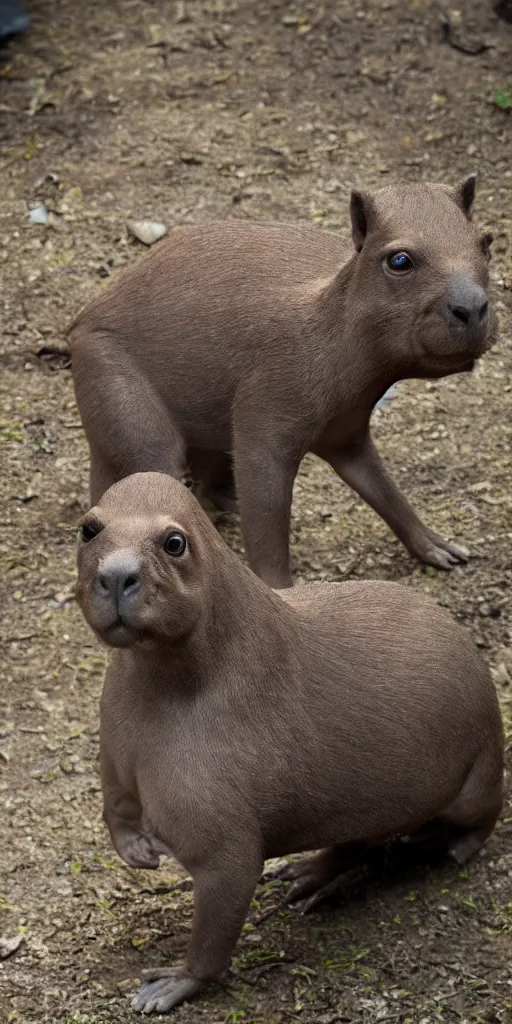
{"left": 69, "top": 176, "right": 498, "bottom": 589}
{"left": 75, "top": 472, "right": 505, "bottom": 1015}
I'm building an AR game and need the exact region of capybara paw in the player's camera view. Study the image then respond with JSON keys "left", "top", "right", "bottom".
{"left": 132, "top": 966, "right": 202, "bottom": 1014}
{"left": 265, "top": 858, "right": 304, "bottom": 883}
{"left": 117, "top": 832, "right": 164, "bottom": 870}
{"left": 287, "top": 865, "right": 365, "bottom": 912}
{"left": 411, "top": 531, "right": 469, "bottom": 570}
{"left": 300, "top": 866, "right": 365, "bottom": 913}
{"left": 264, "top": 858, "right": 325, "bottom": 901}
{"left": 286, "top": 872, "right": 323, "bottom": 905}
{"left": 448, "top": 831, "right": 487, "bottom": 866}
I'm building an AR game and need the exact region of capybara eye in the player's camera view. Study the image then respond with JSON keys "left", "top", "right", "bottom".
{"left": 81, "top": 522, "right": 101, "bottom": 542}
{"left": 164, "top": 531, "right": 187, "bottom": 557}
{"left": 386, "top": 251, "right": 414, "bottom": 273}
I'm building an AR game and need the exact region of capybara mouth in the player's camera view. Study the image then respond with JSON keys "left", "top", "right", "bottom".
{"left": 101, "top": 617, "right": 143, "bottom": 648}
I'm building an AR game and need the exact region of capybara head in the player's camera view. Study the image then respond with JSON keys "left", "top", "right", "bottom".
{"left": 348, "top": 175, "right": 498, "bottom": 376}
{"left": 76, "top": 473, "right": 215, "bottom": 648}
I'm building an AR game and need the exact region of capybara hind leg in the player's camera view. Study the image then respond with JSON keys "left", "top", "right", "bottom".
{"left": 274, "top": 843, "right": 365, "bottom": 909}
{"left": 209, "top": 456, "right": 238, "bottom": 514}
{"left": 439, "top": 762, "right": 505, "bottom": 866}
{"left": 72, "top": 335, "right": 187, "bottom": 505}
{"left": 191, "top": 451, "right": 239, "bottom": 514}
{"left": 448, "top": 822, "right": 498, "bottom": 866}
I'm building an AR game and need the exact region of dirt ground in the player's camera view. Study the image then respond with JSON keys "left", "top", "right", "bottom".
{"left": 1, "top": 1, "right": 512, "bottom": 1022}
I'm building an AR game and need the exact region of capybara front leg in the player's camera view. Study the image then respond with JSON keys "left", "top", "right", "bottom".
{"left": 132, "top": 852, "right": 263, "bottom": 1014}
{"left": 322, "top": 431, "right": 469, "bottom": 570}
{"left": 103, "top": 790, "right": 170, "bottom": 870}
{"left": 234, "top": 432, "right": 300, "bottom": 589}
{"left": 101, "top": 744, "right": 171, "bottom": 870}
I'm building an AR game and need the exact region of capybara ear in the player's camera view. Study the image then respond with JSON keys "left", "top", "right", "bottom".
{"left": 350, "top": 189, "right": 376, "bottom": 253}
{"left": 455, "top": 173, "right": 477, "bottom": 218}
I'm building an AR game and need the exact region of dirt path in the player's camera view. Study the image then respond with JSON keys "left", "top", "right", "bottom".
{"left": 1, "top": 2, "right": 511, "bottom": 1022}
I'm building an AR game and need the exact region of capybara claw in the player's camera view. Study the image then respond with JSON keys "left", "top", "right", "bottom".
{"left": 285, "top": 873, "right": 321, "bottom": 905}
{"left": 300, "top": 867, "right": 366, "bottom": 913}
{"left": 412, "top": 531, "right": 469, "bottom": 570}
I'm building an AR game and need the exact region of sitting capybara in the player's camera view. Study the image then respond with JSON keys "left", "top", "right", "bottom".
{"left": 69, "top": 175, "right": 497, "bottom": 589}
{"left": 75, "top": 472, "right": 505, "bottom": 1015}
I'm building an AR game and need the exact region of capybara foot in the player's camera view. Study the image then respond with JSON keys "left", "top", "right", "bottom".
{"left": 295, "top": 866, "right": 366, "bottom": 913}
{"left": 272, "top": 846, "right": 364, "bottom": 907}
{"left": 112, "top": 825, "right": 170, "bottom": 870}
{"left": 409, "top": 529, "right": 469, "bottom": 570}
{"left": 448, "top": 826, "right": 494, "bottom": 867}
{"left": 267, "top": 858, "right": 304, "bottom": 883}
{"left": 132, "top": 965, "right": 202, "bottom": 1014}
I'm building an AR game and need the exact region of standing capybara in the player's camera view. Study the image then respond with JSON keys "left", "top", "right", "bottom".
{"left": 75, "top": 472, "right": 505, "bottom": 1014}
{"left": 69, "top": 176, "right": 497, "bottom": 588}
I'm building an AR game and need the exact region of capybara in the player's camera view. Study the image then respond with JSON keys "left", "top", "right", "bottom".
{"left": 75, "top": 472, "right": 505, "bottom": 1014}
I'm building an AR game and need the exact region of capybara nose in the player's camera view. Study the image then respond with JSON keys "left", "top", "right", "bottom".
{"left": 446, "top": 277, "right": 488, "bottom": 334}
{"left": 95, "top": 551, "right": 141, "bottom": 606}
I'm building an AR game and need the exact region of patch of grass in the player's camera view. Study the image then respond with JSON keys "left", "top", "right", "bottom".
{"left": 0, "top": 420, "right": 26, "bottom": 442}
{"left": 95, "top": 897, "right": 115, "bottom": 919}
{"left": 494, "top": 88, "right": 512, "bottom": 111}
{"left": 92, "top": 852, "right": 118, "bottom": 871}
{"left": 52, "top": 1017, "right": 92, "bottom": 1024}
{"left": 324, "top": 944, "right": 372, "bottom": 977}
{"left": 0, "top": 894, "right": 19, "bottom": 912}
{"left": 233, "top": 942, "right": 286, "bottom": 971}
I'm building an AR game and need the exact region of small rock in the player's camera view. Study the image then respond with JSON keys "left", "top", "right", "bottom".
{"left": 127, "top": 220, "right": 167, "bottom": 246}
{"left": 118, "top": 977, "right": 139, "bottom": 995}
{"left": 28, "top": 204, "right": 49, "bottom": 225}
{"left": 0, "top": 934, "right": 24, "bottom": 959}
